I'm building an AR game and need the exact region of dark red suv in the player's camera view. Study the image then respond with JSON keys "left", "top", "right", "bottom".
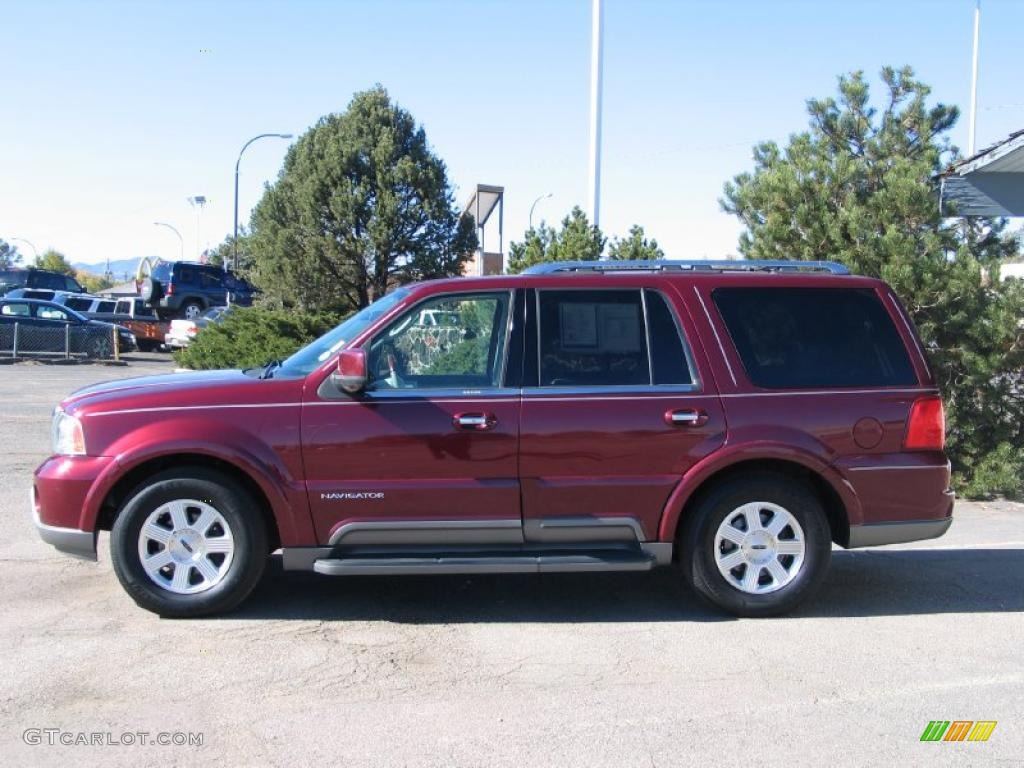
{"left": 32, "top": 260, "right": 952, "bottom": 618}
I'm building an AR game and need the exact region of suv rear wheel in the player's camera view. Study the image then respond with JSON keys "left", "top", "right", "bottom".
{"left": 180, "top": 300, "right": 203, "bottom": 321}
{"left": 680, "top": 473, "right": 831, "bottom": 617}
{"left": 110, "top": 468, "right": 267, "bottom": 618}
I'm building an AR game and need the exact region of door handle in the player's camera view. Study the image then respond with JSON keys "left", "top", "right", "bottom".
{"left": 453, "top": 412, "right": 496, "bottom": 431}
{"left": 665, "top": 408, "right": 707, "bottom": 427}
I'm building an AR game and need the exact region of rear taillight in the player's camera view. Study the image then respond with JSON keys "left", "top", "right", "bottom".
{"left": 166, "top": 283, "right": 174, "bottom": 296}
{"left": 904, "top": 395, "right": 945, "bottom": 451}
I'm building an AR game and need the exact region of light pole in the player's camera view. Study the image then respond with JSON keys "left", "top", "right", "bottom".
{"left": 153, "top": 222, "right": 184, "bottom": 261}
{"left": 234, "top": 132, "right": 292, "bottom": 272}
{"left": 529, "top": 192, "right": 553, "bottom": 230}
{"left": 187, "top": 196, "right": 207, "bottom": 261}
{"left": 588, "top": 0, "right": 604, "bottom": 228}
{"left": 10, "top": 237, "right": 38, "bottom": 261}
{"left": 968, "top": 0, "right": 981, "bottom": 155}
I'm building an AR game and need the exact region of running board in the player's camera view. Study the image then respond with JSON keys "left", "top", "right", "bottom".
{"left": 312, "top": 551, "right": 658, "bottom": 576}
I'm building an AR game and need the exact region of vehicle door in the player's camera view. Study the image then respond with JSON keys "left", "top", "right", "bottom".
{"left": 518, "top": 285, "right": 726, "bottom": 544}
{"left": 301, "top": 289, "right": 523, "bottom": 549}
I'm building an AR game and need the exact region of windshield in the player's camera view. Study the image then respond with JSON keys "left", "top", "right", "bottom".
{"left": 277, "top": 288, "right": 412, "bottom": 377}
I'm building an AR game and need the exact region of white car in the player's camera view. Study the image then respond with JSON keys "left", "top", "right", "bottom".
{"left": 163, "top": 306, "right": 232, "bottom": 349}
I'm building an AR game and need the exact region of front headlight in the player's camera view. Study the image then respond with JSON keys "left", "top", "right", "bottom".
{"left": 52, "top": 409, "right": 86, "bottom": 456}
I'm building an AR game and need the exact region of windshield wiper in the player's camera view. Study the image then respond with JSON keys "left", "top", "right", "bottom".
{"left": 260, "top": 359, "right": 283, "bottom": 380}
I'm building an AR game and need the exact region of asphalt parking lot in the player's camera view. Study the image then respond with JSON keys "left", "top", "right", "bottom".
{"left": 0, "top": 356, "right": 1021, "bottom": 766}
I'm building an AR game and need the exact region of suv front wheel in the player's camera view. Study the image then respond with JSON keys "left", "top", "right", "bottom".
{"left": 680, "top": 473, "right": 831, "bottom": 617}
{"left": 110, "top": 468, "right": 267, "bottom": 618}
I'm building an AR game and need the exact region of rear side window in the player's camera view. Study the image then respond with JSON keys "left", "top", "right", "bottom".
{"left": 97, "top": 301, "right": 116, "bottom": 313}
{"left": 713, "top": 287, "right": 916, "bottom": 389}
{"left": 645, "top": 290, "right": 694, "bottom": 385}
{"left": 65, "top": 298, "right": 92, "bottom": 311}
{"left": 152, "top": 262, "right": 172, "bottom": 281}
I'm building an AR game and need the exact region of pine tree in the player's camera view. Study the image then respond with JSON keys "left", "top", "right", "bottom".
{"left": 722, "top": 66, "right": 1024, "bottom": 496}
{"left": 608, "top": 225, "right": 664, "bottom": 261}
{"left": 507, "top": 206, "right": 605, "bottom": 273}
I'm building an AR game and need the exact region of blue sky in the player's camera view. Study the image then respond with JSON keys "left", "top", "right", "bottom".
{"left": 3, "top": 0, "right": 1023, "bottom": 269}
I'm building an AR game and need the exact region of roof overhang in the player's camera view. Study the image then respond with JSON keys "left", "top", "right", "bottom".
{"left": 939, "top": 129, "right": 1024, "bottom": 216}
{"left": 463, "top": 184, "right": 504, "bottom": 227}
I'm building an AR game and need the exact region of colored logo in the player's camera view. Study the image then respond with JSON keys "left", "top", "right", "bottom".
{"left": 920, "top": 721, "right": 997, "bottom": 742}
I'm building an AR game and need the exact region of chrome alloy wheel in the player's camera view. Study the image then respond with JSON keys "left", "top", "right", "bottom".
{"left": 714, "top": 502, "right": 806, "bottom": 595}
{"left": 137, "top": 500, "right": 235, "bottom": 595}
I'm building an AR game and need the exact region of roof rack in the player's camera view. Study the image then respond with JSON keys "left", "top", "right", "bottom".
{"left": 521, "top": 260, "right": 850, "bottom": 275}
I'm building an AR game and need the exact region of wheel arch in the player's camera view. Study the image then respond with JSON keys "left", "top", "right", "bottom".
{"left": 659, "top": 451, "right": 859, "bottom": 548}
{"left": 95, "top": 454, "right": 281, "bottom": 551}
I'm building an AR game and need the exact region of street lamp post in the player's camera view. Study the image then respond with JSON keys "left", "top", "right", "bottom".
{"left": 529, "top": 192, "right": 553, "bottom": 230}
{"left": 588, "top": 0, "right": 604, "bottom": 228}
{"left": 234, "top": 133, "right": 292, "bottom": 272}
{"left": 153, "top": 222, "right": 184, "bottom": 261}
{"left": 10, "top": 237, "right": 38, "bottom": 261}
{"left": 187, "top": 196, "right": 207, "bottom": 261}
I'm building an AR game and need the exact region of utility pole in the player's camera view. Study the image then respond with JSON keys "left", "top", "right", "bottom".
{"left": 588, "top": 0, "right": 604, "bottom": 228}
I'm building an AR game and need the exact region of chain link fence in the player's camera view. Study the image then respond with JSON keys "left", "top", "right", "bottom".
{"left": 0, "top": 322, "right": 122, "bottom": 361}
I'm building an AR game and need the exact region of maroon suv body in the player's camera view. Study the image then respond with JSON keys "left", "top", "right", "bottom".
{"left": 33, "top": 260, "right": 952, "bottom": 617}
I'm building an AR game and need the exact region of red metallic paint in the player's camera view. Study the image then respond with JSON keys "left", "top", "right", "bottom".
{"left": 33, "top": 270, "right": 952, "bottom": 553}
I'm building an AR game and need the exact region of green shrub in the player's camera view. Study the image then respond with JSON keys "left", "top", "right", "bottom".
{"left": 174, "top": 308, "right": 343, "bottom": 370}
{"left": 958, "top": 443, "right": 1024, "bottom": 500}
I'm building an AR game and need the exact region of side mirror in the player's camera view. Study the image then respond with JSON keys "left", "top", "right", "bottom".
{"left": 335, "top": 348, "right": 367, "bottom": 394}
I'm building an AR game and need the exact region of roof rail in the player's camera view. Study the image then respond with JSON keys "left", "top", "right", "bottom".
{"left": 521, "top": 260, "right": 851, "bottom": 276}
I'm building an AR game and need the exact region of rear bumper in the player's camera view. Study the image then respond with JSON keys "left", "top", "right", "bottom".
{"left": 30, "top": 487, "right": 96, "bottom": 561}
{"left": 847, "top": 514, "right": 953, "bottom": 548}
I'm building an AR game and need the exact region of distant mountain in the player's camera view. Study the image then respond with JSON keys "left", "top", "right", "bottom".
{"left": 72, "top": 257, "right": 148, "bottom": 278}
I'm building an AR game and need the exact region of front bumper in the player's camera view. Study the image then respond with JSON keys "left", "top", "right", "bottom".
{"left": 31, "top": 487, "right": 96, "bottom": 561}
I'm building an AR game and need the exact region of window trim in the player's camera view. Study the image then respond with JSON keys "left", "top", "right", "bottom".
{"left": 361, "top": 289, "right": 516, "bottom": 399}
{"left": 532, "top": 286, "right": 701, "bottom": 393}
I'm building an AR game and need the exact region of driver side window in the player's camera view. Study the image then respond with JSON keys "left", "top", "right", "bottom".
{"left": 367, "top": 292, "right": 510, "bottom": 391}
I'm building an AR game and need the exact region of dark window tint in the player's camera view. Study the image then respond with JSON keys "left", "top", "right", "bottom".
{"left": 645, "top": 290, "right": 694, "bottom": 385}
{"left": 199, "top": 271, "right": 222, "bottom": 289}
{"left": 176, "top": 265, "right": 197, "bottom": 284}
{"left": 713, "top": 287, "right": 917, "bottom": 389}
{"left": 151, "top": 262, "right": 172, "bottom": 281}
{"left": 538, "top": 290, "right": 650, "bottom": 386}
{"left": 96, "top": 301, "right": 116, "bottom": 313}
{"left": 63, "top": 276, "right": 81, "bottom": 292}
{"left": 133, "top": 300, "right": 155, "bottom": 317}
{"left": 65, "top": 298, "right": 92, "bottom": 311}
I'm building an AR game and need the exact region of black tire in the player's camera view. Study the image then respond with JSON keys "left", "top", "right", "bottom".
{"left": 110, "top": 468, "right": 268, "bottom": 618}
{"left": 180, "top": 300, "right": 204, "bottom": 321}
{"left": 680, "top": 473, "right": 831, "bottom": 618}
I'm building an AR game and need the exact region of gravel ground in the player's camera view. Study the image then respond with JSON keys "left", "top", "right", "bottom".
{"left": 0, "top": 356, "right": 1021, "bottom": 767}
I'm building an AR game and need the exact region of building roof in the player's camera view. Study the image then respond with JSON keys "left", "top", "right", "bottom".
{"left": 939, "top": 129, "right": 1024, "bottom": 216}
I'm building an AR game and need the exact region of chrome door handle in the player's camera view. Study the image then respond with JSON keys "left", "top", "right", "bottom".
{"left": 453, "top": 413, "right": 496, "bottom": 431}
{"left": 665, "top": 409, "right": 707, "bottom": 427}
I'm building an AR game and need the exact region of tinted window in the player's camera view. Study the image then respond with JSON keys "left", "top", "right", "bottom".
{"left": 152, "top": 262, "right": 172, "bottom": 281}
{"left": 97, "top": 301, "right": 116, "bottom": 313}
{"left": 133, "top": 300, "right": 155, "bottom": 317}
{"left": 538, "top": 290, "right": 650, "bottom": 386}
{"left": 645, "top": 290, "right": 694, "bottom": 385}
{"left": 37, "top": 305, "right": 71, "bottom": 321}
{"left": 0, "top": 271, "right": 25, "bottom": 287}
{"left": 199, "top": 271, "right": 222, "bottom": 289}
{"left": 63, "top": 276, "right": 81, "bottom": 292}
{"left": 1, "top": 302, "right": 30, "bottom": 317}
{"left": 176, "top": 265, "right": 197, "bottom": 284}
{"left": 65, "top": 298, "right": 92, "bottom": 311}
{"left": 713, "top": 288, "right": 917, "bottom": 389}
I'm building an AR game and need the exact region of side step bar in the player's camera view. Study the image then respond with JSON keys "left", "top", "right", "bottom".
{"left": 313, "top": 552, "right": 657, "bottom": 576}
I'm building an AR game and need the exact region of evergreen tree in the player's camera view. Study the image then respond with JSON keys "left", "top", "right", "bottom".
{"left": 507, "top": 206, "right": 605, "bottom": 273}
{"left": 250, "top": 86, "right": 477, "bottom": 312}
{"left": 722, "top": 66, "right": 1024, "bottom": 496}
{"left": 608, "top": 225, "right": 665, "bottom": 261}
{"left": 0, "top": 239, "right": 22, "bottom": 269}
{"left": 34, "top": 249, "right": 75, "bottom": 275}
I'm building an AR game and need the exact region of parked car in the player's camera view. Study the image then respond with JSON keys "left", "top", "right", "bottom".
{"left": 141, "top": 260, "right": 256, "bottom": 320}
{"left": 87, "top": 297, "right": 169, "bottom": 352}
{"left": 0, "top": 268, "right": 85, "bottom": 297}
{"left": 32, "top": 260, "right": 952, "bottom": 618}
{"left": 164, "top": 305, "right": 233, "bottom": 349}
{"left": 1, "top": 298, "right": 136, "bottom": 357}
{"left": 52, "top": 292, "right": 118, "bottom": 314}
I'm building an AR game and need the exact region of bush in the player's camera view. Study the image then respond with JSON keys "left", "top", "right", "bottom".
{"left": 958, "top": 443, "right": 1024, "bottom": 500}
{"left": 174, "top": 308, "right": 343, "bottom": 370}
